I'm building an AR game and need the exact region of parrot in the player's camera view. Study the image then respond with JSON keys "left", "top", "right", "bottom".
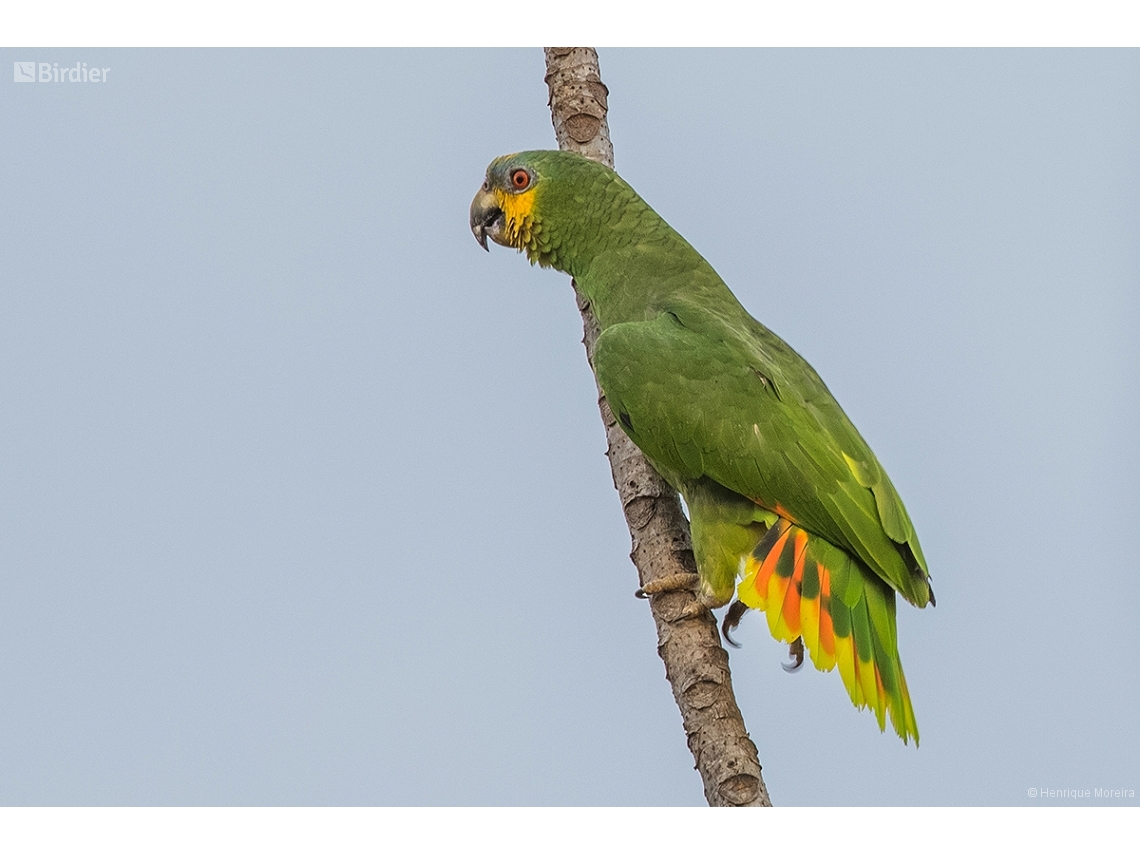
{"left": 469, "top": 150, "right": 933, "bottom": 744}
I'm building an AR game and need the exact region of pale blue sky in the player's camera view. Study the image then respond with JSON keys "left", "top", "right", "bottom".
{"left": 1, "top": 49, "right": 1137, "bottom": 806}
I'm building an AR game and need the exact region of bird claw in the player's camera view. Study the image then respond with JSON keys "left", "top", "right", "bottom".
{"left": 636, "top": 573, "right": 707, "bottom": 623}
{"left": 635, "top": 573, "right": 700, "bottom": 599}
{"left": 720, "top": 604, "right": 805, "bottom": 669}
{"left": 781, "top": 637, "right": 805, "bottom": 672}
{"left": 721, "top": 600, "right": 749, "bottom": 648}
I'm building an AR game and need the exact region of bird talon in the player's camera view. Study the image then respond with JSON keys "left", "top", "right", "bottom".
{"left": 721, "top": 600, "right": 749, "bottom": 648}
{"left": 636, "top": 573, "right": 700, "bottom": 598}
{"left": 671, "top": 601, "right": 707, "bottom": 622}
{"left": 781, "top": 637, "right": 805, "bottom": 673}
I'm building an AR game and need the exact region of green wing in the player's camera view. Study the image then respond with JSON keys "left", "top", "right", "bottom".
{"left": 593, "top": 304, "right": 932, "bottom": 608}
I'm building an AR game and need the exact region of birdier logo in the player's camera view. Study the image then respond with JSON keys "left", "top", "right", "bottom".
{"left": 13, "top": 62, "right": 110, "bottom": 83}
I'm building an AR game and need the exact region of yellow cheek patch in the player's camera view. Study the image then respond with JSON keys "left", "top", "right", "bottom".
{"left": 493, "top": 186, "right": 537, "bottom": 249}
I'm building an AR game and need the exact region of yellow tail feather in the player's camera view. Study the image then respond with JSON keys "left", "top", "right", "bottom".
{"left": 737, "top": 520, "right": 919, "bottom": 744}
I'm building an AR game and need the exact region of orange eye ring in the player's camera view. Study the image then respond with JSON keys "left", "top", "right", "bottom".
{"left": 510, "top": 169, "right": 531, "bottom": 190}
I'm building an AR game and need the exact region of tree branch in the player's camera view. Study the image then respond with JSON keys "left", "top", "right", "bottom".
{"left": 543, "top": 47, "right": 771, "bottom": 808}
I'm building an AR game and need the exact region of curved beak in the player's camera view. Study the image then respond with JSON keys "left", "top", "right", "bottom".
{"left": 470, "top": 187, "right": 503, "bottom": 252}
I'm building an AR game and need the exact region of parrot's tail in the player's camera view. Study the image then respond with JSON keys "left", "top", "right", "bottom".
{"left": 737, "top": 518, "right": 919, "bottom": 745}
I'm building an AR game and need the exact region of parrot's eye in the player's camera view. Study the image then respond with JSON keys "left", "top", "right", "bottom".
{"left": 510, "top": 169, "right": 531, "bottom": 190}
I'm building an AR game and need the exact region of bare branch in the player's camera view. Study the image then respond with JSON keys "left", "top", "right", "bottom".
{"left": 543, "top": 47, "right": 771, "bottom": 808}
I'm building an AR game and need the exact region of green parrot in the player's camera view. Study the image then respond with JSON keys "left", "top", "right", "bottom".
{"left": 470, "top": 150, "right": 934, "bottom": 744}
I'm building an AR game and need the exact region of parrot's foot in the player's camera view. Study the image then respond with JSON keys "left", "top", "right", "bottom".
{"left": 635, "top": 573, "right": 700, "bottom": 598}
{"left": 721, "top": 605, "right": 806, "bottom": 669}
{"left": 721, "top": 600, "right": 750, "bottom": 648}
{"left": 781, "top": 637, "right": 805, "bottom": 672}
{"left": 635, "top": 573, "right": 705, "bottom": 622}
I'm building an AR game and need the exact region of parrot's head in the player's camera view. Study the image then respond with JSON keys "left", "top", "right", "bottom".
{"left": 470, "top": 151, "right": 541, "bottom": 254}
{"left": 470, "top": 150, "right": 628, "bottom": 274}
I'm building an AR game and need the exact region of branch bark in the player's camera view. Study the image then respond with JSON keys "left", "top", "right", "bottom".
{"left": 543, "top": 47, "right": 771, "bottom": 808}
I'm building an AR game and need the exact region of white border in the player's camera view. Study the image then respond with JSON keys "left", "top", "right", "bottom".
{"left": 1, "top": 807, "right": 1138, "bottom": 853}
{"left": 3, "top": 1, "right": 1139, "bottom": 47}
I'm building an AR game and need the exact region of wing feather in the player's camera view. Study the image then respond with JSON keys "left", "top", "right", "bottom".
{"left": 593, "top": 308, "right": 932, "bottom": 606}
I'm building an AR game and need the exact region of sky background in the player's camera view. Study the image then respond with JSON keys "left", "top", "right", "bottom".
{"left": 0, "top": 49, "right": 1137, "bottom": 807}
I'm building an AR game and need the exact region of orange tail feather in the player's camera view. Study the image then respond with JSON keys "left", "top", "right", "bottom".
{"left": 737, "top": 519, "right": 919, "bottom": 744}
